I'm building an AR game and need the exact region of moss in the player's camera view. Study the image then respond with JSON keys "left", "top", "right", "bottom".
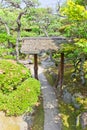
{"left": 31, "top": 96, "right": 44, "bottom": 130}
{"left": 59, "top": 99, "right": 76, "bottom": 130}
{"left": 44, "top": 67, "right": 57, "bottom": 86}
{"left": 45, "top": 62, "right": 87, "bottom": 130}
{"left": 44, "top": 71, "right": 55, "bottom": 86}
{"left": 58, "top": 99, "right": 84, "bottom": 130}
{"left": 59, "top": 62, "right": 87, "bottom": 130}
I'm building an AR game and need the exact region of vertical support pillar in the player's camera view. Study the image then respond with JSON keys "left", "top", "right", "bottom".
{"left": 58, "top": 53, "right": 64, "bottom": 95}
{"left": 34, "top": 54, "right": 38, "bottom": 80}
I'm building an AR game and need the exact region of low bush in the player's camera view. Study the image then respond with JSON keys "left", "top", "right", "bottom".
{"left": 0, "top": 78, "right": 40, "bottom": 116}
{"left": 0, "top": 59, "right": 31, "bottom": 93}
{"left": 0, "top": 59, "right": 40, "bottom": 116}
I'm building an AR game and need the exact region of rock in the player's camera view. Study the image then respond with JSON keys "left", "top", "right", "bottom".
{"left": 19, "top": 122, "right": 28, "bottom": 130}
{"left": 23, "top": 112, "right": 34, "bottom": 128}
{"left": 63, "top": 89, "right": 72, "bottom": 104}
{"left": 39, "top": 52, "right": 47, "bottom": 58}
{"left": 41, "top": 57, "right": 55, "bottom": 68}
{"left": 71, "top": 93, "right": 83, "bottom": 109}
{"left": 0, "top": 111, "right": 28, "bottom": 130}
{"left": 50, "top": 72, "right": 57, "bottom": 81}
{"left": 80, "top": 112, "right": 87, "bottom": 129}
{"left": 19, "top": 60, "right": 33, "bottom": 64}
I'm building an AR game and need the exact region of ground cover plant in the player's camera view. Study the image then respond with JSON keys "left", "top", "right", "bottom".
{"left": 58, "top": 62, "right": 87, "bottom": 130}
{"left": 0, "top": 59, "right": 40, "bottom": 116}
{"left": 44, "top": 61, "right": 87, "bottom": 130}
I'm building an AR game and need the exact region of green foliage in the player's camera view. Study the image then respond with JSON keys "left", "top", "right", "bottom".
{"left": 58, "top": 0, "right": 87, "bottom": 84}
{"left": 58, "top": 43, "right": 75, "bottom": 54}
{"left": 57, "top": 40, "right": 87, "bottom": 59}
{"left": 0, "top": 5, "right": 61, "bottom": 62}
{"left": 58, "top": 62, "right": 87, "bottom": 130}
{"left": 25, "top": 7, "right": 61, "bottom": 36}
{"left": 60, "top": 0, "right": 87, "bottom": 39}
{"left": 59, "top": 100, "right": 83, "bottom": 130}
{"left": 61, "top": 1, "right": 87, "bottom": 21}
{"left": 0, "top": 47, "right": 15, "bottom": 59}
{"left": 75, "top": 39, "right": 87, "bottom": 53}
{"left": 0, "top": 78, "right": 40, "bottom": 116}
{"left": 32, "top": 97, "right": 44, "bottom": 130}
{"left": 0, "top": 59, "right": 40, "bottom": 116}
{"left": 62, "top": 22, "right": 87, "bottom": 38}
{"left": 0, "top": 59, "right": 31, "bottom": 93}
{"left": 0, "top": 33, "right": 16, "bottom": 44}
{"left": 21, "top": 31, "right": 38, "bottom": 37}
{"left": 73, "top": 0, "right": 87, "bottom": 6}
{"left": 0, "top": 33, "right": 8, "bottom": 43}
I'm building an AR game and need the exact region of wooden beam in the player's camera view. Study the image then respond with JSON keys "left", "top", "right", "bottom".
{"left": 34, "top": 54, "right": 38, "bottom": 80}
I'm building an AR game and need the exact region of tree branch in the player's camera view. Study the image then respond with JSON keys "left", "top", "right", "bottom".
{"left": 4, "top": 0, "right": 21, "bottom": 8}
{"left": 0, "top": 17, "right": 10, "bottom": 35}
{"left": 16, "top": 10, "right": 27, "bottom": 28}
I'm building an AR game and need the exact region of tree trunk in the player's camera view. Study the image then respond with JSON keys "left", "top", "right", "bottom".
{"left": 0, "top": 17, "right": 10, "bottom": 35}
{"left": 34, "top": 54, "right": 38, "bottom": 80}
{"left": 16, "top": 28, "right": 20, "bottom": 61}
{"left": 16, "top": 10, "right": 27, "bottom": 62}
{"left": 57, "top": 53, "right": 64, "bottom": 96}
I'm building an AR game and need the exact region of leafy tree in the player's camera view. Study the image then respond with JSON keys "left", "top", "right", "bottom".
{"left": 25, "top": 7, "right": 62, "bottom": 37}
{"left": 73, "top": 0, "right": 87, "bottom": 7}
{"left": 58, "top": 0, "right": 87, "bottom": 85}
{"left": 0, "top": 0, "right": 39, "bottom": 61}
{"left": 61, "top": 1, "right": 87, "bottom": 21}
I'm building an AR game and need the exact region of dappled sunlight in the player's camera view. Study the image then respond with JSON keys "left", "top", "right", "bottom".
{"left": 61, "top": 114, "right": 69, "bottom": 128}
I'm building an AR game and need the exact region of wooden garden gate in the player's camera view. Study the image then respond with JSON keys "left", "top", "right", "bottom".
{"left": 21, "top": 37, "right": 66, "bottom": 89}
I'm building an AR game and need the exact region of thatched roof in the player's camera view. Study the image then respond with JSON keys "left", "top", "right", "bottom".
{"left": 21, "top": 37, "right": 67, "bottom": 54}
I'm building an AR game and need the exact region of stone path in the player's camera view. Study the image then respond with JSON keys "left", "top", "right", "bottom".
{"left": 29, "top": 64, "right": 62, "bottom": 130}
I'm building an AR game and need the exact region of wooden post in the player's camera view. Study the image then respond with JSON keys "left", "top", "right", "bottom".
{"left": 34, "top": 54, "right": 38, "bottom": 80}
{"left": 58, "top": 53, "right": 64, "bottom": 95}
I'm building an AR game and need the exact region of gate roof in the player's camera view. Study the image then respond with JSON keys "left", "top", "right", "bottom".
{"left": 21, "top": 37, "right": 67, "bottom": 54}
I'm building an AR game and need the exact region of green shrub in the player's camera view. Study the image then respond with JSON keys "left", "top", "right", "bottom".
{"left": 0, "top": 33, "right": 16, "bottom": 44}
{"left": 0, "top": 47, "right": 15, "bottom": 59}
{"left": 0, "top": 59, "right": 41, "bottom": 116}
{"left": 21, "top": 31, "right": 38, "bottom": 37}
{"left": 0, "top": 78, "right": 40, "bottom": 116}
{"left": 0, "top": 59, "right": 31, "bottom": 93}
{"left": 0, "top": 33, "right": 8, "bottom": 43}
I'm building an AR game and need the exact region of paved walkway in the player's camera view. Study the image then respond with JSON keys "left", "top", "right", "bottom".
{"left": 29, "top": 65, "right": 62, "bottom": 130}
{"left": 19, "top": 60, "right": 62, "bottom": 130}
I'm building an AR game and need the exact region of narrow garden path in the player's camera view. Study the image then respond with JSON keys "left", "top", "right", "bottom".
{"left": 20, "top": 60, "right": 62, "bottom": 130}
{"left": 29, "top": 64, "right": 62, "bottom": 130}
